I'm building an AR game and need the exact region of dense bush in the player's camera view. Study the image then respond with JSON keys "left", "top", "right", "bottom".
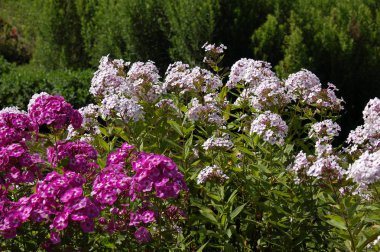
{"left": 0, "top": 56, "right": 13, "bottom": 76}
{"left": 0, "top": 18, "right": 31, "bottom": 64}
{"left": 0, "top": 65, "right": 92, "bottom": 109}
{"left": 0, "top": 45, "right": 379, "bottom": 251}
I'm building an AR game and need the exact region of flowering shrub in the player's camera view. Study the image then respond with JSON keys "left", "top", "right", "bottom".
{"left": 1, "top": 43, "right": 380, "bottom": 251}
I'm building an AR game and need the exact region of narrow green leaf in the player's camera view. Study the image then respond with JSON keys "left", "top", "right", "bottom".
{"left": 168, "top": 120, "right": 183, "bottom": 136}
{"left": 230, "top": 203, "right": 247, "bottom": 220}
{"left": 325, "top": 215, "right": 347, "bottom": 230}
{"left": 196, "top": 241, "right": 209, "bottom": 252}
{"left": 199, "top": 208, "right": 219, "bottom": 224}
{"left": 184, "top": 133, "right": 193, "bottom": 159}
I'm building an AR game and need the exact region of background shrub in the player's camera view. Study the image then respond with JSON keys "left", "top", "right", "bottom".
{"left": 0, "top": 65, "right": 92, "bottom": 109}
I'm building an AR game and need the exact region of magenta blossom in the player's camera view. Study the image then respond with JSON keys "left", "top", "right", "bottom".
{"left": 131, "top": 152, "right": 187, "bottom": 199}
{"left": 28, "top": 93, "right": 82, "bottom": 130}
{"left": 134, "top": 227, "right": 151, "bottom": 244}
{"left": 47, "top": 140, "right": 98, "bottom": 175}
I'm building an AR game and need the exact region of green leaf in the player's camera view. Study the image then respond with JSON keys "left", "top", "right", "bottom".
{"left": 325, "top": 215, "right": 347, "bottom": 230}
{"left": 184, "top": 133, "right": 193, "bottom": 159}
{"left": 235, "top": 146, "right": 255, "bottom": 157}
{"left": 168, "top": 120, "right": 183, "bottom": 136}
{"left": 224, "top": 243, "right": 235, "bottom": 252}
{"left": 97, "top": 138, "right": 110, "bottom": 152}
{"left": 272, "top": 190, "right": 291, "bottom": 198}
{"left": 199, "top": 208, "right": 219, "bottom": 225}
{"left": 207, "top": 193, "right": 222, "bottom": 202}
{"left": 99, "top": 127, "right": 109, "bottom": 137}
{"left": 227, "top": 190, "right": 238, "bottom": 205}
{"left": 163, "top": 137, "right": 183, "bottom": 150}
{"left": 196, "top": 241, "right": 209, "bottom": 252}
{"left": 230, "top": 203, "right": 247, "bottom": 220}
{"left": 356, "top": 225, "right": 380, "bottom": 250}
{"left": 226, "top": 228, "right": 232, "bottom": 238}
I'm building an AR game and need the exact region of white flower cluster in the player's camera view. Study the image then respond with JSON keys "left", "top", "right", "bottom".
{"left": 197, "top": 165, "right": 229, "bottom": 184}
{"left": 234, "top": 87, "right": 255, "bottom": 106}
{"left": 234, "top": 77, "right": 290, "bottom": 111}
{"left": 288, "top": 151, "right": 310, "bottom": 173}
{"left": 90, "top": 55, "right": 129, "bottom": 97}
{"left": 363, "top": 97, "right": 380, "bottom": 125}
{"left": 250, "top": 111, "right": 288, "bottom": 145}
{"left": 249, "top": 77, "right": 290, "bottom": 111}
{"left": 202, "top": 135, "right": 234, "bottom": 151}
{"left": 285, "top": 69, "right": 322, "bottom": 103}
{"left": 202, "top": 42, "right": 227, "bottom": 54}
{"left": 163, "top": 62, "right": 190, "bottom": 93}
{"left": 163, "top": 62, "right": 222, "bottom": 94}
{"left": 347, "top": 150, "right": 380, "bottom": 189}
{"left": 79, "top": 104, "right": 100, "bottom": 128}
{"left": 227, "top": 58, "right": 276, "bottom": 89}
{"left": 289, "top": 149, "right": 344, "bottom": 180}
{"left": 127, "top": 61, "right": 164, "bottom": 102}
{"left": 285, "top": 70, "right": 343, "bottom": 110}
{"left": 315, "top": 140, "right": 333, "bottom": 157}
{"left": 90, "top": 56, "right": 166, "bottom": 122}
{"left": 314, "top": 83, "right": 344, "bottom": 111}
{"left": 346, "top": 98, "right": 380, "bottom": 154}
{"left": 307, "top": 155, "right": 344, "bottom": 179}
{"left": 187, "top": 97, "right": 225, "bottom": 126}
{"left": 308, "top": 120, "right": 341, "bottom": 141}
{"left": 100, "top": 94, "right": 144, "bottom": 122}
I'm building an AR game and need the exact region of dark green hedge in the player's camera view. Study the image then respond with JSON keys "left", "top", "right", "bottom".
{"left": 0, "top": 63, "right": 92, "bottom": 109}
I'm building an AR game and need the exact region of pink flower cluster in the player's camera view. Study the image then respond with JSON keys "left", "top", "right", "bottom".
{"left": 131, "top": 152, "right": 187, "bottom": 199}
{"left": 0, "top": 143, "right": 42, "bottom": 185}
{"left": 47, "top": 140, "right": 99, "bottom": 176}
{"left": 28, "top": 92, "right": 82, "bottom": 130}
{"left": 0, "top": 88, "right": 188, "bottom": 246}
{"left": 0, "top": 108, "right": 42, "bottom": 186}
{"left": 94, "top": 142, "right": 187, "bottom": 202}
{"left": 0, "top": 171, "right": 99, "bottom": 240}
{"left": 91, "top": 143, "right": 187, "bottom": 243}
{"left": 0, "top": 107, "right": 35, "bottom": 146}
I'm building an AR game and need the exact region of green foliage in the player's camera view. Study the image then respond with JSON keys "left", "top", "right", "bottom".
{"left": 162, "top": 0, "right": 220, "bottom": 65}
{"left": 251, "top": 14, "right": 285, "bottom": 64}
{"left": 275, "top": 14, "right": 309, "bottom": 78}
{"left": 32, "top": 0, "right": 88, "bottom": 69}
{"left": 0, "top": 17, "right": 31, "bottom": 64}
{"left": 81, "top": 0, "right": 170, "bottom": 70}
{"left": 0, "top": 55, "right": 13, "bottom": 76}
{"left": 0, "top": 65, "right": 92, "bottom": 109}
